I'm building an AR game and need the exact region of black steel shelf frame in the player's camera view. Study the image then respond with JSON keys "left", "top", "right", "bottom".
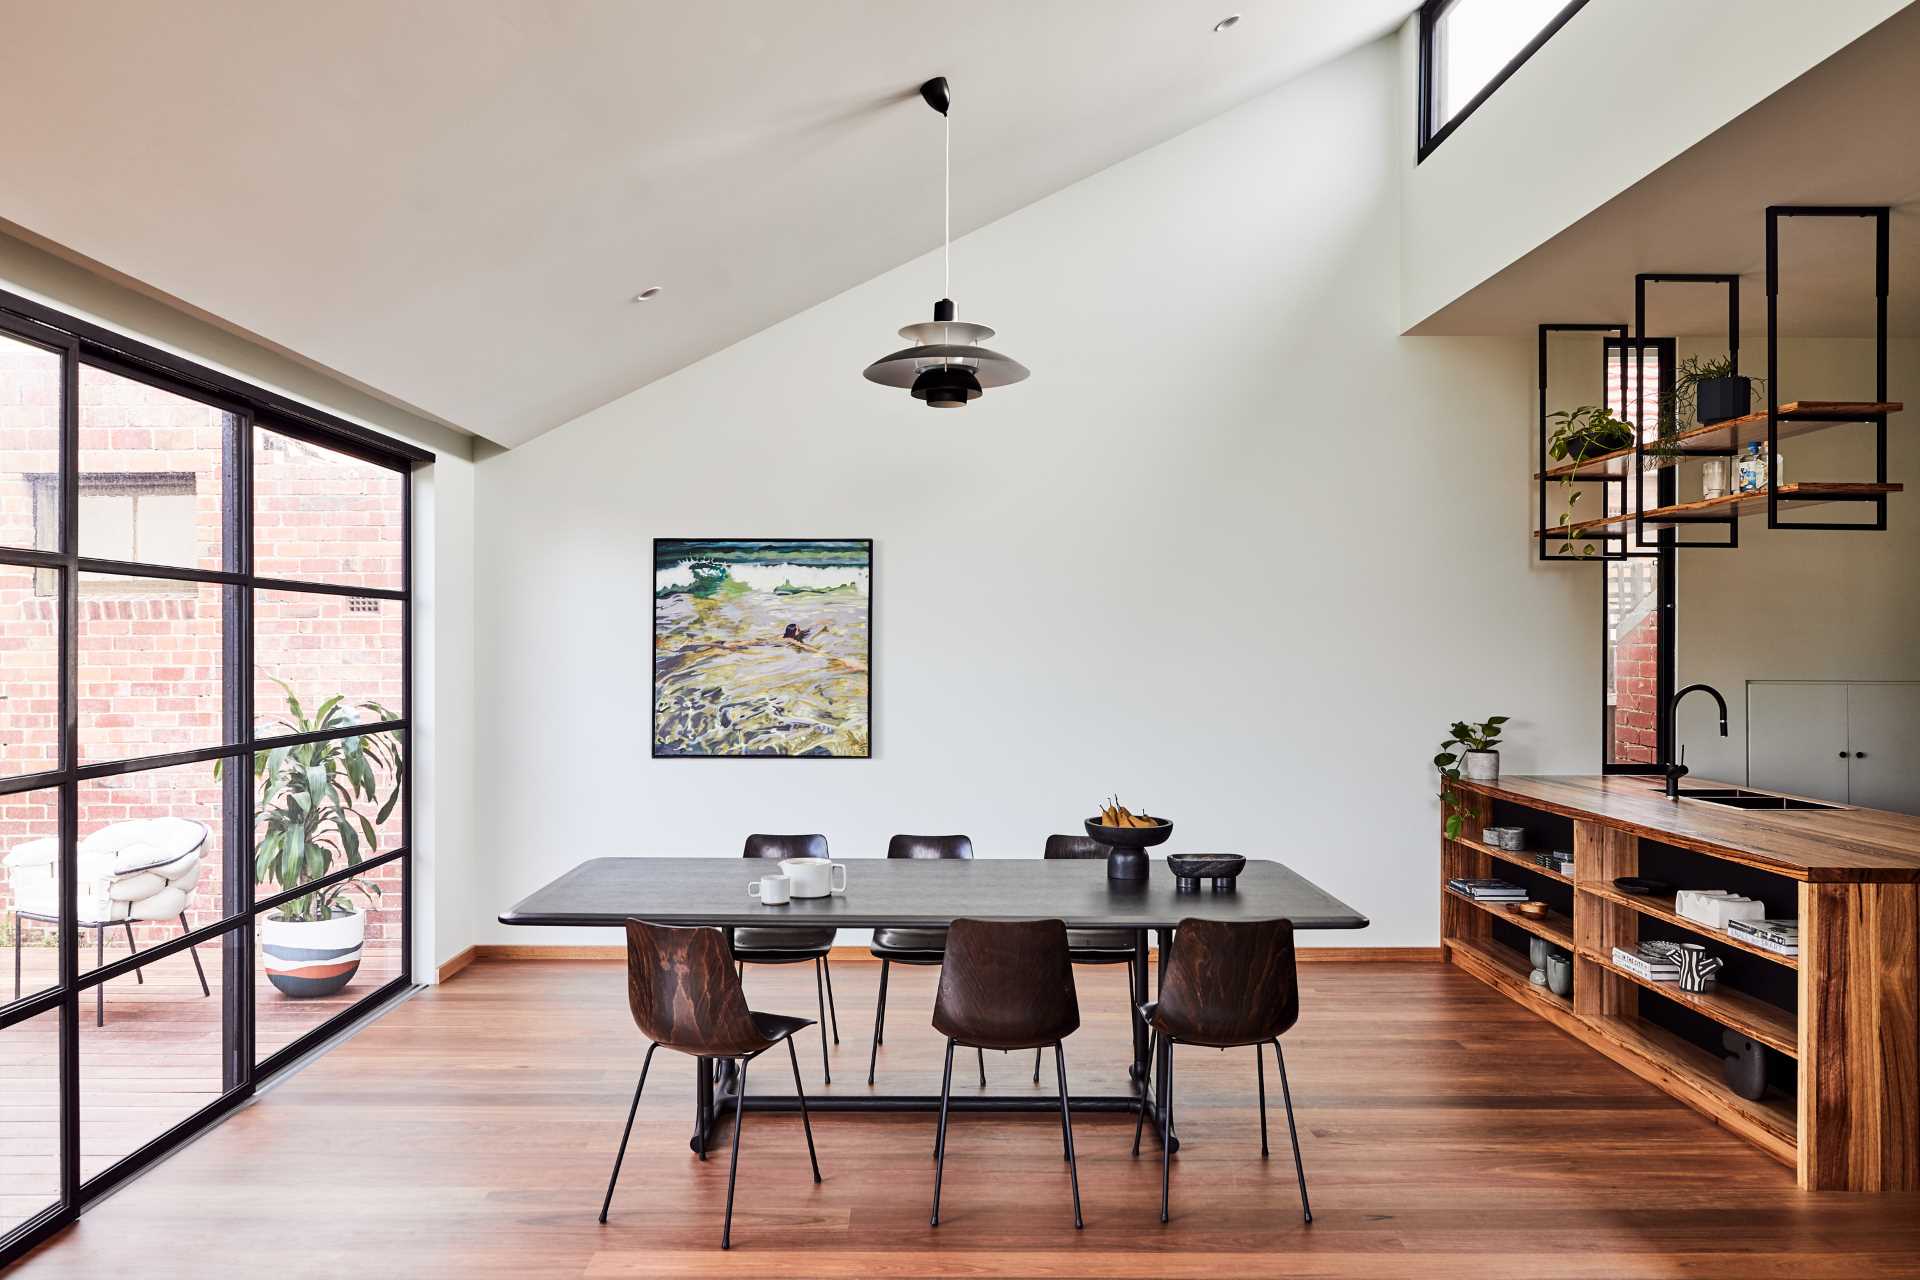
{"left": 1765, "top": 206, "right": 1894, "bottom": 530}
{"left": 1538, "top": 322, "right": 1636, "bottom": 562}
{"left": 0, "top": 285, "right": 420, "bottom": 1268}
{"left": 1633, "top": 274, "right": 1740, "bottom": 551}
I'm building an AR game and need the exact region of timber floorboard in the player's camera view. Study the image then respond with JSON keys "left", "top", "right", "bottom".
{"left": 17, "top": 958, "right": 1920, "bottom": 1279}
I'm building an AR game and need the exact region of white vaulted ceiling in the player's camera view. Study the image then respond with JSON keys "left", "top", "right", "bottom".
{"left": 0, "top": 0, "right": 1412, "bottom": 446}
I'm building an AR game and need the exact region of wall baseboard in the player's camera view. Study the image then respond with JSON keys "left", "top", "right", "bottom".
{"left": 442, "top": 941, "right": 1442, "bottom": 979}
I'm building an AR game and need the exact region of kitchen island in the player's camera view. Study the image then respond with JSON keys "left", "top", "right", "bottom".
{"left": 1445, "top": 775, "right": 1919, "bottom": 1191}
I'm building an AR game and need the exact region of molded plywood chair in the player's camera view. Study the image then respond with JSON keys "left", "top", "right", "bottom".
{"left": 1132, "top": 917, "right": 1310, "bottom": 1224}
{"left": 1030, "top": 834, "right": 1142, "bottom": 1081}
{"left": 731, "top": 833, "right": 840, "bottom": 1081}
{"left": 929, "top": 918, "right": 1083, "bottom": 1229}
{"left": 867, "top": 834, "right": 985, "bottom": 1086}
{"left": 6, "top": 817, "right": 213, "bottom": 1026}
{"left": 600, "top": 920, "right": 821, "bottom": 1249}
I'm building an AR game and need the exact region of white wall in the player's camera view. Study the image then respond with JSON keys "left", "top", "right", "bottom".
{"left": 1398, "top": 0, "right": 1912, "bottom": 331}
{"left": 0, "top": 229, "right": 480, "bottom": 980}
{"left": 473, "top": 37, "right": 1598, "bottom": 952}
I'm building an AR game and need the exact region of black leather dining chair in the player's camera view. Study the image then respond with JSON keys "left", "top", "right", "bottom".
{"left": 1131, "top": 917, "right": 1310, "bottom": 1224}
{"left": 867, "top": 834, "right": 985, "bottom": 1086}
{"left": 930, "top": 918, "right": 1083, "bottom": 1229}
{"left": 731, "top": 833, "right": 840, "bottom": 1082}
{"left": 1029, "top": 834, "right": 1142, "bottom": 1082}
{"left": 600, "top": 920, "right": 821, "bottom": 1249}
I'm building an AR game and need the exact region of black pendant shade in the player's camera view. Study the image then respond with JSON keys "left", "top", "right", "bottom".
{"left": 863, "top": 79, "right": 1027, "bottom": 407}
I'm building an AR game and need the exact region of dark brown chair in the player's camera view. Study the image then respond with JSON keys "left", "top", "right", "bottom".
{"left": 867, "top": 834, "right": 986, "bottom": 1087}
{"left": 1029, "top": 835, "right": 1142, "bottom": 1082}
{"left": 732, "top": 833, "right": 840, "bottom": 1082}
{"left": 600, "top": 920, "right": 821, "bottom": 1249}
{"left": 929, "top": 918, "right": 1083, "bottom": 1229}
{"left": 1131, "top": 917, "right": 1309, "bottom": 1225}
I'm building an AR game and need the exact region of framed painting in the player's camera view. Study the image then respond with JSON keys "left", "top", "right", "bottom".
{"left": 652, "top": 538, "right": 872, "bottom": 758}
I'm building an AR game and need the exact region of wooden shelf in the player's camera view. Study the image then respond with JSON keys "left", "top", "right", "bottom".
{"left": 1445, "top": 885, "right": 1574, "bottom": 950}
{"left": 1579, "top": 946, "right": 1797, "bottom": 1057}
{"left": 1584, "top": 1012, "right": 1797, "bottom": 1164}
{"left": 1581, "top": 882, "right": 1797, "bottom": 970}
{"left": 1445, "top": 933, "right": 1572, "bottom": 1016}
{"left": 1453, "top": 834, "right": 1571, "bottom": 884}
{"left": 1540, "top": 483, "right": 1903, "bottom": 539}
{"left": 1541, "top": 401, "right": 1903, "bottom": 480}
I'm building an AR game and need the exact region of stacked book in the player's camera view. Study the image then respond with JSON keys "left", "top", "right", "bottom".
{"left": 1612, "top": 943, "right": 1682, "bottom": 982}
{"left": 1728, "top": 918, "right": 1799, "bottom": 957}
{"left": 1447, "top": 877, "right": 1527, "bottom": 902}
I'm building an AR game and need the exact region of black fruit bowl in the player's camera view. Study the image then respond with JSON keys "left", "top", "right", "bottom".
{"left": 1084, "top": 818, "right": 1173, "bottom": 849}
{"left": 1165, "top": 853, "right": 1245, "bottom": 880}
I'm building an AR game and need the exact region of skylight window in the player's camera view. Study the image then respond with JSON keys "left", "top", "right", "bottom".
{"left": 1419, "top": 0, "right": 1588, "bottom": 160}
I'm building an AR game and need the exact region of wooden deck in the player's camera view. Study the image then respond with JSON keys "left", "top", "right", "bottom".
{"left": 15, "top": 956, "right": 1920, "bottom": 1278}
{"left": 2, "top": 938, "right": 402, "bottom": 1234}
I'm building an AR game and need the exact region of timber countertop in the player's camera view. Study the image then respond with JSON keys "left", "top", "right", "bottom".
{"left": 1457, "top": 774, "right": 1920, "bottom": 882}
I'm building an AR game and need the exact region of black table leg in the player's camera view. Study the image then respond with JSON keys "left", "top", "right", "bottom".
{"left": 1129, "top": 930, "right": 1150, "bottom": 1080}
{"left": 1150, "top": 926, "right": 1179, "bottom": 1154}
{"left": 691, "top": 1055, "right": 713, "bottom": 1156}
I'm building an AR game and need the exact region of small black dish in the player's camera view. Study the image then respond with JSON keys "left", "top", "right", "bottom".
{"left": 1086, "top": 817, "right": 1172, "bottom": 881}
{"left": 1166, "top": 853, "right": 1246, "bottom": 892}
{"left": 1614, "top": 875, "right": 1675, "bottom": 897}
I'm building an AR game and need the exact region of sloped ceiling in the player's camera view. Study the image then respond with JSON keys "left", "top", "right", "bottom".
{"left": 0, "top": 0, "right": 1413, "bottom": 446}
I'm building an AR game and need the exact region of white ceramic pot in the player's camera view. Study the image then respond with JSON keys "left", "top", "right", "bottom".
{"left": 261, "top": 908, "right": 365, "bottom": 997}
{"left": 1462, "top": 750, "right": 1500, "bottom": 783}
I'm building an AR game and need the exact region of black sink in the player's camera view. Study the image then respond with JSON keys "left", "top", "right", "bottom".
{"left": 1674, "top": 788, "right": 1837, "bottom": 811}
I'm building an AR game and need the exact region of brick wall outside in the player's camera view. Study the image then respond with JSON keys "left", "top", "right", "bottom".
{"left": 1609, "top": 607, "right": 1660, "bottom": 765}
{"left": 1, "top": 344, "right": 406, "bottom": 951}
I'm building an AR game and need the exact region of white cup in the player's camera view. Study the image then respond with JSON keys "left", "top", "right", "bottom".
{"left": 779, "top": 858, "right": 846, "bottom": 899}
{"left": 749, "top": 874, "right": 791, "bottom": 905}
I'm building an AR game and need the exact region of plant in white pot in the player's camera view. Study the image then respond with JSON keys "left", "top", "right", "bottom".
{"left": 1435, "top": 716, "right": 1509, "bottom": 839}
{"left": 222, "top": 681, "right": 403, "bottom": 997}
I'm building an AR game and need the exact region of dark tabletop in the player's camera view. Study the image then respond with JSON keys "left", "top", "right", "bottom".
{"left": 499, "top": 857, "right": 1369, "bottom": 931}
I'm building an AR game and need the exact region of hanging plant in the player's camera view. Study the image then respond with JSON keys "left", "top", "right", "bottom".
{"left": 1546, "top": 405, "right": 1636, "bottom": 557}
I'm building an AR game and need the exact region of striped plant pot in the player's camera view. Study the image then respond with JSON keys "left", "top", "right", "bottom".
{"left": 262, "top": 909, "right": 365, "bottom": 998}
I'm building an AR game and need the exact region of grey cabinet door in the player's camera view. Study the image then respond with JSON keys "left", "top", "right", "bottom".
{"left": 1747, "top": 682, "right": 1849, "bottom": 804}
{"left": 1845, "top": 683, "right": 1920, "bottom": 815}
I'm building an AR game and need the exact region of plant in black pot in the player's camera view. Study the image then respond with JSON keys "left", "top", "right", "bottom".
{"left": 1670, "top": 354, "right": 1763, "bottom": 426}
{"left": 1546, "top": 405, "right": 1636, "bottom": 557}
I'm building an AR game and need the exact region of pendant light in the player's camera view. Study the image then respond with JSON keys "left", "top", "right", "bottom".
{"left": 863, "top": 76, "right": 1029, "bottom": 408}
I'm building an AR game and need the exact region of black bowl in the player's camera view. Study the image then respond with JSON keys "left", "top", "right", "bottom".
{"left": 1165, "top": 854, "right": 1244, "bottom": 880}
{"left": 1085, "top": 818, "right": 1173, "bottom": 849}
{"left": 1614, "top": 876, "right": 1675, "bottom": 896}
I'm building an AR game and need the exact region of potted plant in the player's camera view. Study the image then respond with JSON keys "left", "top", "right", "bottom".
{"left": 219, "top": 681, "right": 403, "bottom": 997}
{"left": 1546, "top": 405, "right": 1636, "bottom": 557}
{"left": 1672, "top": 354, "right": 1760, "bottom": 426}
{"left": 1436, "top": 717, "right": 1509, "bottom": 839}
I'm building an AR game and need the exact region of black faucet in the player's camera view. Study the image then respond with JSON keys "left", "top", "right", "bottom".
{"left": 1665, "top": 683, "right": 1729, "bottom": 798}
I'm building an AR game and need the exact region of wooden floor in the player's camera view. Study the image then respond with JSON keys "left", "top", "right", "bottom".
{"left": 16, "top": 956, "right": 1920, "bottom": 1278}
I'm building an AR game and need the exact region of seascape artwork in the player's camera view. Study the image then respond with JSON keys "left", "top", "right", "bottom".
{"left": 653, "top": 539, "right": 872, "bottom": 757}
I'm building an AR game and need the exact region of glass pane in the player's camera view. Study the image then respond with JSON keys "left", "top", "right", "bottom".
{"left": 0, "top": 330, "right": 61, "bottom": 554}
{"left": 253, "top": 427, "right": 403, "bottom": 592}
{"left": 254, "top": 871, "right": 403, "bottom": 1064}
{"left": 1, "top": 789, "right": 60, "bottom": 1008}
{"left": 1434, "top": 0, "right": 1568, "bottom": 124}
{"left": 77, "top": 576, "right": 228, "bottom": 764}
{"left": 253, "top": 731, "right": 404, "bottom": 901}
{"left": 79, "top": 924, "right": 232, "bottom": 1184}
{"left": 0, "top": 564, "right": 59, "bottom": 779}
{"left": 77, "top": 762, "right": 228, "bottom": 974}
{"left": 0, "top": 1007, "right": 62, "bottom": 1235}
{"left": 77, "top": 363, "right": 231, "bottom": 574}
{"left": 254, "top": 590, "right": 402, "bottom": 739}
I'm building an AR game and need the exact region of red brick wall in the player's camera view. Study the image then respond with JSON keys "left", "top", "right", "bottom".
{"left": 1, "top": 350, "right": 405, "bottom": 950}
{"left": 1610, "top": 608, "right": 1660, "bottom": 764}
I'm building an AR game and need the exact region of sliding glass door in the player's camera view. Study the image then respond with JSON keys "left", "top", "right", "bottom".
{"left": 0, "top": 298, "right": 416, "bottom": 1263}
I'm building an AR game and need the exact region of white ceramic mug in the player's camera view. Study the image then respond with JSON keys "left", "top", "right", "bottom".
{"left": 749, "top": 874, "right": 791, "bottom": 905}
{"left": 779, "top": 858, "right": 846, "bottom": 899}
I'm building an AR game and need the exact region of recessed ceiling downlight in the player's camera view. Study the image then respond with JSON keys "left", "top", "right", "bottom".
{"left": 1213, "top": 14, "right": 1241, "bottom": 32}
{"left": 633, "top": 286, "right": 663, "bottom": 301}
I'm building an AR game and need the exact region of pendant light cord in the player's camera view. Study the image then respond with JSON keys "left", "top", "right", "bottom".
{"left": 943, "top": 107, "right": 951, "bottom": 299}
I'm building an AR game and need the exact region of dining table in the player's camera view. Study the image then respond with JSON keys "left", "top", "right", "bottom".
{"left": 500, "top": 855, "right": 1368, "bottom": 1153}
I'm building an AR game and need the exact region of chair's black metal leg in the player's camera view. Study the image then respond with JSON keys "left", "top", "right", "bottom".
{"left": 867, "top": 958, "right": 890, "bottom": 1085}
{"left": 1274, "top": 1039, "right": 1312, "bottom": 1224}
{"left": 721, "top": 1056, "right": 748, "bottom": 1249}
{"left": 1033, "top": 1046, "right": 1042, "bottom": 1084}
{"left": 1159, "top": 1036, "right": 1174, "bottom": 1223}
{"left": 599, "top": 1042, "right": 658, "bottom": 1223}
{"left": 123, "top": 922, "right": 143, "bottom": 983}
{"left": 813, "top": 958, "right": 831, "bottom": 1084}
{"left": 1132, "top": 1029, "right": 1155, "bottom": 1157}
{"left": 930, "top": 1039, "right": 955, "bottom": 1225}
{"left": 1257, "top": 1042, "right": 1270, "bottom": 1157}
{"left": 12, "top": 914, "right": 20, "bottom": 1001}
{"left": 180, "top": 914, "right": 209, "bottom": 997}
{"left": 976, "top": 1045, "right": 985, "bottom": 1088}
{"left": 785, "top": 1035, "right": 821, "bottom": 1183}
{"left": 1054, "top": 1041, "right": 1083, "bottom": 1229}
{"left": 821, "top": 954, "right": 839, "bottom": 1042}
{"left": 96, "top": 927, "right": 104, "bottom": 1028}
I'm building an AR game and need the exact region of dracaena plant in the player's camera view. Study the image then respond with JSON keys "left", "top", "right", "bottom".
{"left": 216, "top": 679, "right": 403, "bottom": 923}
{"left": 1435, "top": 716, "right": 1508, "bottom": 841}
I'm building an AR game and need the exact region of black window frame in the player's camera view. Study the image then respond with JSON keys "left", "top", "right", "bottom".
{"left": 1417, "top": 0, "right": 1591, "bottom": 162}
{"left": 0, "top": 284, "right": 428, "bottom": 1266}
